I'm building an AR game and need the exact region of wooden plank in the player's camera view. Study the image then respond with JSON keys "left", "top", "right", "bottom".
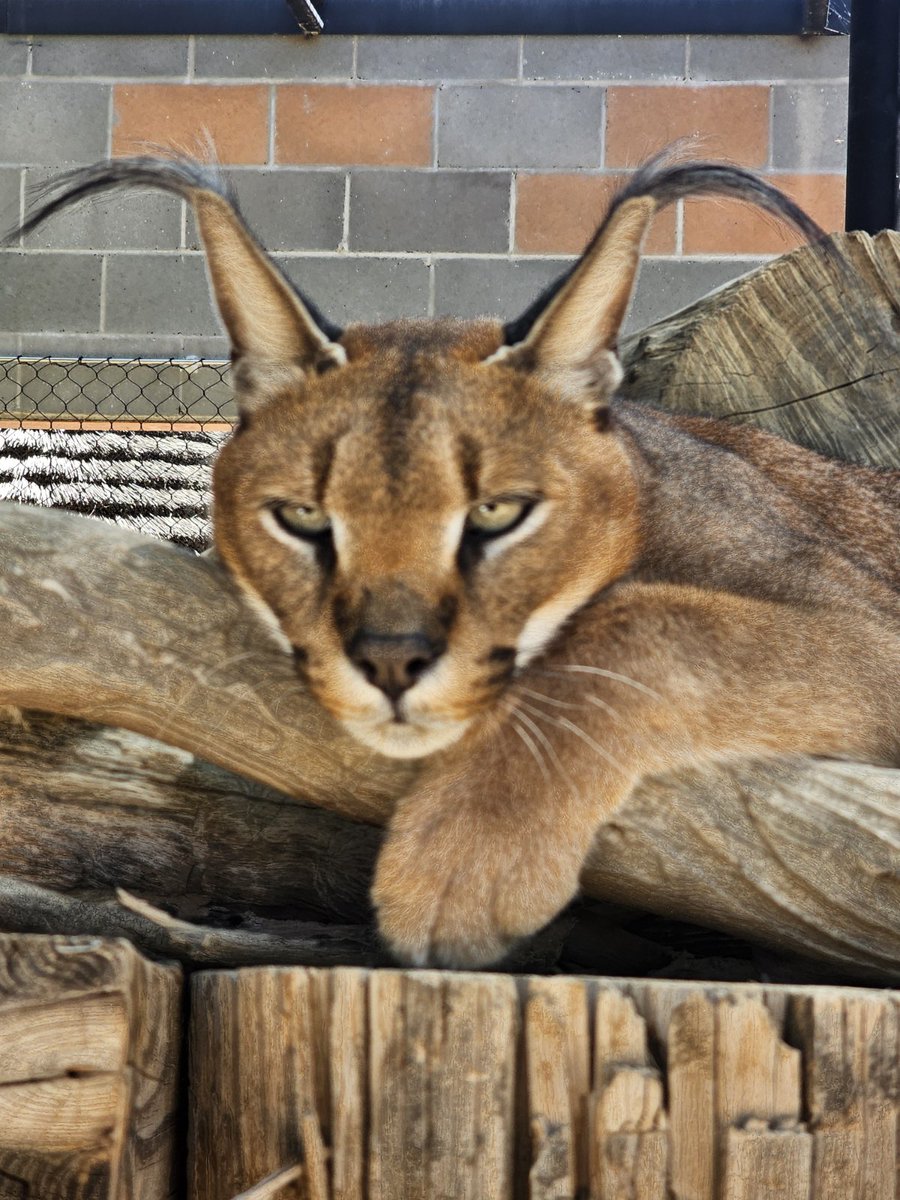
{"left": 189, "top": 968, "right": 900, "bottom": 1200}
{"left": 721, "top": 1125, "right": 813, "bottom": 1200}
{"left": 524, "top": 978, "right": 591, "bottom": 1200}
{"left": 368, "top": 971, "right": 518, "bottom": 1200}
{"left": 0, "top": 934, "right": 180, "bottom": 1199}
{"left": 590, "top": 989, "right": 667, "bottom": 1200}
{"left": 192, "top": 967, "right": 518, "bottom": 1200}
{"left": 190, "top": 969, "right": 315, "bottom": 1200}
{"left": 668, "top": 992, "right": 716, "bottom": 1200}
{"left": 328, "top": 969, "right": 367, "bottom": 1200}
{"left": 792, "top": 991, "right": 900, "bottom": 1200}
{"left": 714, "top": 998, "right": 802, "bottom": 1135}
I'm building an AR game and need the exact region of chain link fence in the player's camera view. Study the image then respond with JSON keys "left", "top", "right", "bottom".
{"left": 0, "top": 356, "right": 236, "bottom": 429}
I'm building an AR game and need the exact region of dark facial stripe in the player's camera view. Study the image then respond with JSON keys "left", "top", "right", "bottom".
{"left": 456, "top": 435, "right": 481, "bottom": 503}
{"left": 311, "top": 439, "right": 335, "bottom": 507}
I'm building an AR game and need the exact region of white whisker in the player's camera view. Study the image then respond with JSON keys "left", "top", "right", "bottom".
{"left": 551, "top": 664, "right": 663, "bottom": 702}
{"left": 553, "top": 716, "right": 635, "bottom": 779}
{"left": 510, "top": 718, "right": 553, "bottom": 785}
{"left": 512, "top": 707, "right": 575, "bottom": 792}
{"left": 518, "top": 686, "right": 585, "bottom": 711}
{"left": 519, "top": 700, "right": 633, "bottom": 780}
{"left": 585, "top": 694, "right": 622, "bottom": 721}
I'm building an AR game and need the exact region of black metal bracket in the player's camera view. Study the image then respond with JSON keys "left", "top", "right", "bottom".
{"left": 803, "top": 0, "right": 851, "bottom": 34}
{"left": 284, "top": 0, "right": 323, "bottom": 35}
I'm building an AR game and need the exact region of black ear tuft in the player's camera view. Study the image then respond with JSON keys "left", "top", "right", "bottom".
{"left": 11, "top": 154, "right": 345, "bottom": 348}
{"left": 502, "top": 149, "right": 827, "bottom": 347}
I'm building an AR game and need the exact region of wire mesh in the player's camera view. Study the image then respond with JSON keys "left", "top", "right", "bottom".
{"left": 0, "top": 356, "right": 236, "bottom": 429}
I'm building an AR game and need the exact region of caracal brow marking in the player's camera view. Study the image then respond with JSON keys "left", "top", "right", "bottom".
{"left": 15, "top": 152, "right": 899, "bottom": 967}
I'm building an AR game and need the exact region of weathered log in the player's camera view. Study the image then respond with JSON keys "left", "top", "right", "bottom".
{"left": 620, "top": 230, "right": 900, "bottom": 468}
{"left": 0, "top": 503, "right": 408, "bottom": 823}
{"left": 188, "top": 966, "right": 900, "bottom": 1200}
{"left": 0, "top": 231, "right": 898, "bottom": 979}
{"left": 0, "top": 509, "right": 898, "bottom": 981}
{"left": 0, "top": 933, "right": 181, "bottom": 1197}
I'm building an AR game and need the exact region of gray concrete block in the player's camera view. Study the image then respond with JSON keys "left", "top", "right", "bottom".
{"left": 0, "top": 168, "right": 22, "bottom": 234}
{"left": 433, "top": 256, "right": 570, "bottom": 320}
{"left": 438, "top": 85, "right": 603, "bottom": 169}
{"left": 193, "top": 35, "right": 353, "bottom": 79}
{"left": 182, "top": 334, "right": 230, "bottom": 358}
{"left": 0, "top": 250, "right": 102, "bottom": 332}
{"left": 15, "top": 330, "right": 189, "bottom": 358}
{"left": 0, "top": 36, "right": 29, "bottom": 77}
{"left": 105, "top": 254, "right": 219, "bottom": 336}
{"left": 188, "top": 169, "right": 345, "bottom": 252}
{"left": 624, "top": 257, "right": 765, "bottom": 335}
{"left": 688, "top": 34, "right": 849, "bottom": 82}
{"left": 277, "top": 255, "right": 430, "bottom": 324}
{"left": 24, "top": 166, "right": 183, "bottom": 250}
{"left": 357, "top": 36, "right": 519, "bottom": 80}
{"left": 771, "top": 83, "right": 849, "bottom": 171}
{"left": 0, "top": 81, "right": 109, "bottom": 165}
{"left": 31, "top": 36, "right": 189, "bottom": 77}
{"left": 350, "top": 170, "right": 510, "bottom": 252}
{"left": 523, "top": 35, "right": 685, "bottom": 81}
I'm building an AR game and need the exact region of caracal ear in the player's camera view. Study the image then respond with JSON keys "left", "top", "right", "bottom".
{"left": 11, "top": 155, "right": 346, "bottom": 416}
{"left": 192, "top": 190, "right": 346, "bottom": 401}
{"left": 491, "top": 151, "right": 829, "bottom": 413}
{"left": 488, "top": 196, "right": 656, "bottom": 408}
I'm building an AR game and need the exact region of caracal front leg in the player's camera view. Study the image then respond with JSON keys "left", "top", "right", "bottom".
{"left": 373, "top": 581, "right": 896, "bottom": 968}
{"left": 372, "top": 716, "right": 635, "bottom": 967}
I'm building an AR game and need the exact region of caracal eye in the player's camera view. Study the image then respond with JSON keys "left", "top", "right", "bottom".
{"left": 272, "top": 502, "right": 332, "bottom": 538}
{"left": 466, "top": 498, "right": 527, "bottom": 536}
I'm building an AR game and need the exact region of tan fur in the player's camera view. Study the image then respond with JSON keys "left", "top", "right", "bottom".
{"left": 69, "top": 156, "right": 893, "bottom": 968}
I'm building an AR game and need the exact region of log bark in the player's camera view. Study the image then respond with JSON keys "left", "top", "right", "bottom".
{"left": 187, "top": 966, "right": 899, "bottom": 1200}
{"left": 0, "top": 231, "right": 898, "bottom": 979}
{"left": 620, "top": 230, "right": 900, "bottom": 468}
{"left": 0, "top": 933, "right": 180, "bottom": 1198}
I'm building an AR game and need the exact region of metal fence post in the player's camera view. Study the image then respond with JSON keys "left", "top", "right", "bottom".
{"left": 845, "top": 0, "right": 900, "bottom": 232}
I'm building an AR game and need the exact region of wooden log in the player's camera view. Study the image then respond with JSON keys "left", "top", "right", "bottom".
{"left": 620, "top": 230, "right": 900, "bottom": 468}
{"left": 186, "top": 968, "right": 900, "bottom": 1200}
{"left": 1, "top": 675, "right": 897, "bottom": 981}
{"left": 0, "top": 503, "right": 408, "bottom": 824}
{"left": 0, "top": 933, "right": 181, "bottom": 1198}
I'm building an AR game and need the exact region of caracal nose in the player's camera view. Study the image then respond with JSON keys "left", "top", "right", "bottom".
{"left": 350, "top": 633, "right": 442, "bottom": 700}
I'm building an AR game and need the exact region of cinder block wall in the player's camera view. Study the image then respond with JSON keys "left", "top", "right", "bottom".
{"left": 0, "top": 33, "right": 849, "bottom": 358}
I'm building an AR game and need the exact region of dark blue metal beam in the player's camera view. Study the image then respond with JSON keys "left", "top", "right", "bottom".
{"left": 5, "top": 0, "right": 813, "bottom": 37}
{"left": 845, "top": 0, "right": 900, "bottom": 231}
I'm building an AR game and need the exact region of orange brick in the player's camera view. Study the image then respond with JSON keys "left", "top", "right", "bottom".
{"left": 276, "top": 85, "right": 433, "bottom": 166}
{"left": 606, "top": 86, "right": 769, "bottom": 169}
{"left": 683, "top": 173, "right": 846, "bottom": 254}
{"left": 113, "top": 85, "right": 269, "bottom": 165}
{"left": 516, "top": 173, "right": 676, "bottom": 255}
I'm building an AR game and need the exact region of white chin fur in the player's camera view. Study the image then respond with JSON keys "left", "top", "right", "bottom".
{"left": 343, "top": 717, "right": 469, "bottom": 759}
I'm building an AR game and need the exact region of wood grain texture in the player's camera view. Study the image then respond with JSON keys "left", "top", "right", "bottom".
{"left": 620, "top": 230, "right": 900, "bottom": 468}
{"left": 1, "top": 706, "right": 896, "bottom": 981}
{"left": 0, "top": 934, "right": 180, "bottom": 1199}
{"left": 187, "top": 968, "right": 900, "bottom": 1200}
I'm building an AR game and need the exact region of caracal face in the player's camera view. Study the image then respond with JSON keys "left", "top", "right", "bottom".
{"left": 213, "top": 321, "right": 639, "bottom": 759}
